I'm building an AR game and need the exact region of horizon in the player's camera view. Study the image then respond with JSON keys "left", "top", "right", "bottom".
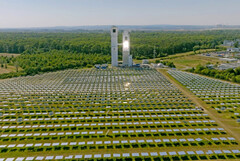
{"left": 1, "top": 0, "right": 240, "bottom": 28}
{"left": 0, "top": 24, "right": 238, "bottom": 29}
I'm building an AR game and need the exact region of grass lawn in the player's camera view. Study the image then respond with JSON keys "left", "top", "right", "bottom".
{"left": 0, "top": 53, "right": 20, "bottom": 57}
{"left": 167, "top": 55, "right": 223, "bottom": 69}
{"left": 0, "top": 65, "right": 22, "bottom": 74}
{"left": 133, "top": 49, "right": 218, "bottom": 66}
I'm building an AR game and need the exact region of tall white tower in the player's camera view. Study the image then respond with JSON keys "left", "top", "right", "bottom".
{"left": 111, "top": 26, "right": 118, "bottom": 67}
{"left": 122, "top": 31, "right": 130, "bottom": 66}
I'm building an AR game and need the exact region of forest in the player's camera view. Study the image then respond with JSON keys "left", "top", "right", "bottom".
{"left": 1, "top": 30, "right": 240, "bottom": 58}
{"left": 1, "top": 30, "right": 240, "bottom": 79}
{"left": 0, "top": 50, "right": 110, "bottom": 79}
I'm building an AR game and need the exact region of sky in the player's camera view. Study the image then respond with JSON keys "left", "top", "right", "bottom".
{"left": 0, "top": 0, "right": 240, "bottom": 28}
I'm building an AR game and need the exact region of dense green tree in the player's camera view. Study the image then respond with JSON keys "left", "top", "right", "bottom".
{"left": 235, "top": 75, "right": 240, "bottom": 83}
{"left": 234, "top": 41, "right": 239, "bottom": 48}
{"left": 0, "top": 30, "right": 240, "bottom": 58}
{"left": 1, "top": 30, "right": 240, "bottom": 79}
{"left": 0, "top": 50, "right": 110, "bottom": 79}
{"left": 188, "top": 65, "right": 240, "bottom": 84}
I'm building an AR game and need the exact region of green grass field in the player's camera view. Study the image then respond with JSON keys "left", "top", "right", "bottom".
{"left": 165, "top": 55, "right": 223, "bottom": 69}
{"left": 134, "top": 49, "right": 221, "bottom": 70}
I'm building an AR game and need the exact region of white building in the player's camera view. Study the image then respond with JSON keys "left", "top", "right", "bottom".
{"left": 223, "top": 40, "right": 240, "bottom": 47}
{"left": 111, "top": 26, "right": 133, "bottom": 67}
{"left": 218, "top": 63, "right": 240, "bottom": 70}
{"left": 227, "top": 48, "right": 240, "bottom": 52}
{"left": 142, "top": 59, "right": 149, "bottom": 64}
{"left": 223, "top": 40, "right": 234, "bottom": 47}
{"left": 111, "top": 26, "right": 118, "bottom": 67}
{"left": 122, "top": 31, "right": 131, "bottom": 66}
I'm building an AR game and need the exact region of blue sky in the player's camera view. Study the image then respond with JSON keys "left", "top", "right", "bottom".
{"left": 0, "top": 0, "right": 240, "bottom": 28}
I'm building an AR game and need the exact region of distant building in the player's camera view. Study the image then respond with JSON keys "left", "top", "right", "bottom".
{"left": 218, "top": 63, "right": 240, "bottom": 70}
{"left": 101, "top": 64, "right": 108, "bottom": 69}
{"left": 220, "top": 58, "right": 238, "bottom": 63}
{"left": 217, "top": 54, "right": 224, "bottom": 57}
{"left": 94, "top": 64, "right": 101, "bottom": 69}
{"left": 218, "top": 64, "right": 233, "bottom": 70}
{"left": 151, "top": 63, "right": 157, "bottom": 68}
{"left": 142, "top": 59, "right": 149, "bottom": 64}
{"left": 95, "top": 64, "right": 108, "bottom": 69}
{"left": 206, "top": 64, "right": 215, "bottom": 69}
{"left": 223, "top": 40, "right": 240, "bottom": 47}
{"left": 150, "top": 63, "right": 168, "bottom": 68}
{"left": 227, "top": 48, "right": 240, "bottom": 52}
{"left": 141, "top": 64, "right": 151, "bottom": 69}
{"left": 223, "top": 40, "right": 234, "bottom": 47}
{"left": 157, "top": 63, "right": 167, "bottom": 68}
{"left": 202, "top": 51, "right": 231, "bottom": 58}
{"left": 133, "top": 64, "right": 141, "bottom": 68}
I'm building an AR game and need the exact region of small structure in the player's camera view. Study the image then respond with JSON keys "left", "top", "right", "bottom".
{"left": 157, "top": 63, "right": 166, "bottom": 68}
{"left": 223, "top": 40, "right": 235, "bottom": 47}
{"left": 227, "top": 48, "right": 240, "bottom": 52}
{"left": 101, "top": 64, "right": 108, "bottom": 69}
{"left": 94, "top": 64, "right": 101, "bottom": 69}
{"left": 95, "top": 64, "right": 108, "bottom": 69}
{"left": 218, "top": 64, "right": 233, "bottom": 70}
{"left": 142, "top": 59, "right": 149, "bottom": 64}
{"left": 151, "top": 63, "right": 169, "bottom": 68}
{"left": 141, "top": 64, "right": 151, "bottom": 69}
{"left": 218, "top": 63, "right": 240, "bottom": 70}
{"left": 220, "top": 58, "right": 238, "bottom": 63}
{"left": 133, "top": 64, "right": 141, "bottom": 68}
{"left": 206, "top": 64, "right": 214, "bottom": 69}
{"left": 151, "top": 63, "right": 158, "bottom": 68}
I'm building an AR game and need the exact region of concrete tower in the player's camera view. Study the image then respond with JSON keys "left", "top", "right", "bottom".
{"left": 122, "top": 31, "right": 130, "bottom": 66}
{"left": 111, "top": 26, "right": 118, "bottom": 67}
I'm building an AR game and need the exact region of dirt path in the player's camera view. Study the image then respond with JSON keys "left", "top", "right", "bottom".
{"left": 158, "top": 69, "right": 240, "bottom": 142}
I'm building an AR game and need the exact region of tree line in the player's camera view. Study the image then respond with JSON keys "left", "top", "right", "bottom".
{"left": 188, "top": 65, "right": 240, "bottom": 83}
{"left": 0, "top": 50, "right": 110, "bottom": 79}
{"left": 1, "top": 30, "right": 240, "bottom": 79}
{"left": 1, "top": 30, "right": 240, "bottom": 59}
